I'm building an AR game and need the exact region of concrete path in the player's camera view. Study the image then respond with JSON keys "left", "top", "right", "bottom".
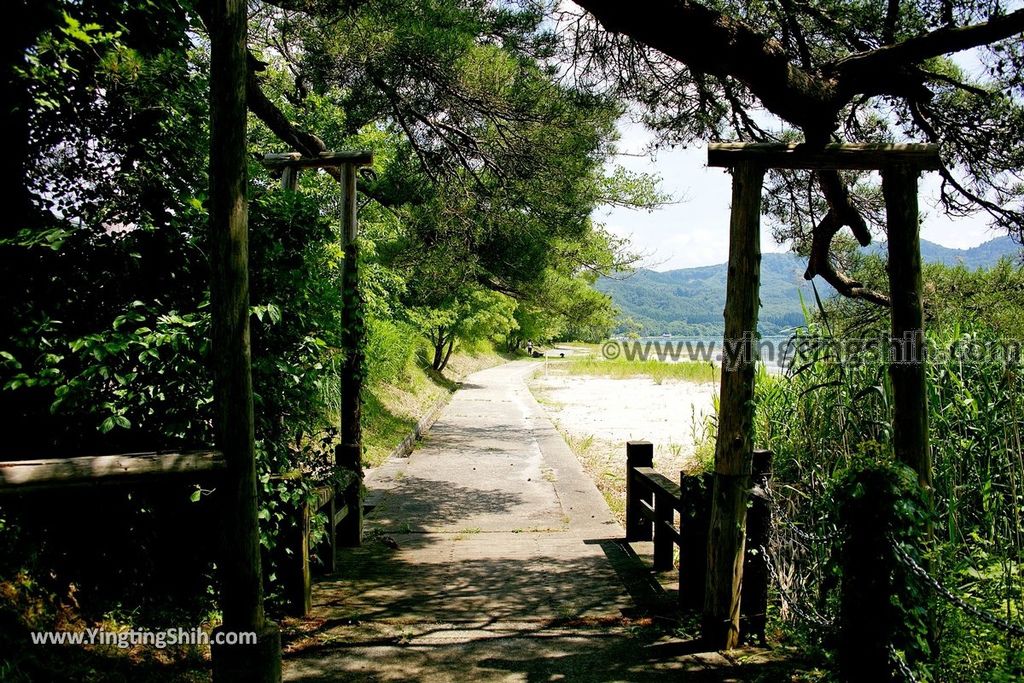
{"left": 282, "top": 362, "right": 787, "bottom": 681}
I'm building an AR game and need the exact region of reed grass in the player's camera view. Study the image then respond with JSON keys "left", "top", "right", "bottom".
{"left": 557, "top": 357, "right": 719, "bottom": 384}
{"left": 732, "top": 320, "right": 1024, "bottom": 679}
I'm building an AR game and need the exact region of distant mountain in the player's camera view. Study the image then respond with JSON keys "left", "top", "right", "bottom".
{"left": 597, "top": 236, "right": 1020, "bottom": 336}
{"left": 869, "top": 235, "right": 1019, "bottom": 269}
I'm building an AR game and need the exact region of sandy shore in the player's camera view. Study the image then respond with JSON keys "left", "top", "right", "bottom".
{"left": 530, "top": 372, "right": 716, "bottom": 451}
{"left": 528, "top": 367, "right": 718, "bottom": 520}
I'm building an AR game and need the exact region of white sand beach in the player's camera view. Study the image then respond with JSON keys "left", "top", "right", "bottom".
{"left": 528, "top": 366, "right": 719, "bottom": 519}
{"left": 529, "top": 372, "right": 717, "bottom": 451}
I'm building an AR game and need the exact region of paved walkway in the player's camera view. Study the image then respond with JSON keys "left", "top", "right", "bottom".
{"left": 283, "top": 362, "right": 785, "bottom": 681}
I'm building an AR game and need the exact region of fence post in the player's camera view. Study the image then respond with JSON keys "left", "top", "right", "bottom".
{"left": 281, "top": 498, "right": 312, "bottom": 616}
{"left": 313, "top": 492, "right": 337, "bottom": 574}
{"left": 336, "top": 478, "right": 361, "bottom": 549}
{"left": 626, "top": 441, "right": 654, "bottom": 542}
{"left": 741, "top": 449, "right": 772, "bottom": 645}
{"left": 679, "top": 471, "right": 712, "bottom": 610}
{"left": 653, "top": 489, "right": 674, "bottom": 571}
{"left": 837, "top": 464, "right": 929, "bottom": 682}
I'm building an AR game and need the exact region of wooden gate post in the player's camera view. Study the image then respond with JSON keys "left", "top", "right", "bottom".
{"left": 741, "top": 449, "right": 772, "bottom": 645}
{"left": 703, "top": 161, "right": 764, "bottom": 649}
{"left": 881, "top": 165, "right": 933, "bottom": 502}
{"left": 337, "top": 162, "right": 364, "bottom": 546}
{"left": 700, "top": 141, "right": 940, "bottom": 653}
{"left": 260, "top": 152, "right": 371, "bottom": 555}
{"left": 882, "top": 164, "right": 937, "bottom": 654}
{"left": 207, "top": 0, "right": 280, "bottom": 679}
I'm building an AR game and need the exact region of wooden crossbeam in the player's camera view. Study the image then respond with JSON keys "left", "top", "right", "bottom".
{"left": 633, "top": 466, "right": 684, "bottom": 511}
{"left": 262, "top": 151, "right": 374, "bottom": 169}
{"left": 0, "top": 450, "right": 225, "bottom": 493}
{"left": 707, "top": 142, "right": 941, "bottom": 170}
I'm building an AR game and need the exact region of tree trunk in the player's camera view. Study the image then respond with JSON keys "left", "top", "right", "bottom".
{"left": 431, "top": 327, "right": 447, "bottom": 371}
{"left": 437, "top": 334, "right": 456, "bottom": 373}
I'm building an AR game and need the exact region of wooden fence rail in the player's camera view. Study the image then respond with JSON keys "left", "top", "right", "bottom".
{"left": 625, "top": 440, "right": 772, "bottom": 644}
{"left": 0, "top": 450, "right": 226, "bottom": 492}
{"left": 279, "top": 480, "right": 357, "bottom": 616}
{"left": 0, "top": 451, "right": 354, "bottom": 617}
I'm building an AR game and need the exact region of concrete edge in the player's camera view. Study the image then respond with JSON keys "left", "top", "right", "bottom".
{"left": 379, "top": 355, "right": 520, "bottom": 463}
{"left": 516, "top": 364, "right": 623, "bottom": 535}
{"left": 386, "top": 391, "right": 452, "bottom": 461}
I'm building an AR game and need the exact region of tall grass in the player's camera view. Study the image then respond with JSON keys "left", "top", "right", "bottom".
{"left": 558, "top": 356, "right": 719, "bottom": 384}
{"left": 735, "top": 321, "right": 1024, "bottom": 679}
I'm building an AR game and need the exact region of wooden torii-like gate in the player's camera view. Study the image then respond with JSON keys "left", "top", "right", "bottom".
{"left": 702, "top": 142, "right": 940, "bottom": 649}
{"left": 263, "top": 149, "right": 375, "bottom": 552}
{"left": 207, "top": 2, "right": 372, "bottom": 680}
{"left": 209, "top": 139, "right": 372, "bottom": 681}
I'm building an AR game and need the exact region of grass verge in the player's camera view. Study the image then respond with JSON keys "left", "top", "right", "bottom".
{"left": 555, "top": 357, "right": 718, "bottom": 385}
{"left": 362, "top": 345, "right": 511, "bottom": 468}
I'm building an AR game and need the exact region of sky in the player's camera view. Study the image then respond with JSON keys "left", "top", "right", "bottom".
{"left": 598, "top": 120, "right": 1003, "bottom": 272}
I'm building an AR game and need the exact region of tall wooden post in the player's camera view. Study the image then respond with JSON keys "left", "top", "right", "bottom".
{"left": 741, "top": 449, "right": 772, "bottom": 645}
{"left": 280, "top": 165, "right": 297, "bottom": 191}
{"left": 883, "top": 165, "right": 937, "bottom": 656}
{"left": 337, "top": 162, "right": 364, "bottom": 546}
{"left": 703, "top": 161, "right": 764, "bottom": 649}
{"left": 208, "top": 0, "right": 280, "bottom": 679}
{"left": 881, "top": 166, "right": 933, "bottom": 499}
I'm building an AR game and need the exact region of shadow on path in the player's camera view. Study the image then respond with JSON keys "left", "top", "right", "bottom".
{"left": 368, "top": 477, "right": 526, "bottom": 532}
{"left": 283, "top": 362, "right": 796, "bottom": 681}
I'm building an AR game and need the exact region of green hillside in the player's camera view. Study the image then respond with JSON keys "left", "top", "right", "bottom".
{"left": 598, "top": 236, "right": 1020, "bottom": 336}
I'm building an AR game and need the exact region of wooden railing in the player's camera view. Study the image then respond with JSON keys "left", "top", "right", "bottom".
{"left": 0, "top": 451, "right": 357, "bottom": 618}
{"left": 625, "top": 440, "right": 772, "bottom": 644}
{"left": 0, "top": 450, "right": 227, "bottom": 491}
{"left": 278, "top": 476, "right": 360, "bottom": 616}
